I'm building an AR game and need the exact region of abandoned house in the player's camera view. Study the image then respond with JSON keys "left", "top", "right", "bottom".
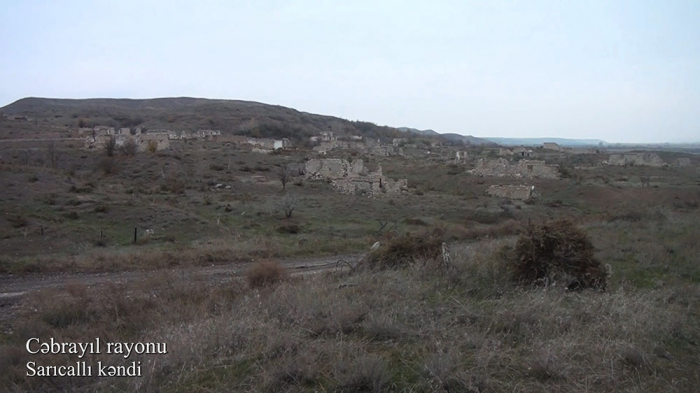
{"left": 304, "top": 158, "right": 407, "bottom": 197}
{"left": 512, "top": 147, "right": 534, "bottom": 158}
{"left": 470, "top": 158, "right": 560, "bottom": 179}
{"left": 543, "top": 142, "right": 562, "bottom": 151}
{"left": 606, "top": 153, "right": 665, "bottom": 167}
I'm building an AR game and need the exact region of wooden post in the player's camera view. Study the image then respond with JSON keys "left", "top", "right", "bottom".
{"left": 133, "top": 227, "right": 137, "bottom": 243}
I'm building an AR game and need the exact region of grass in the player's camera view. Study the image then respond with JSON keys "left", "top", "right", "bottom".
{"left": 1, "top": 238, "right": 698, "bottom": 392}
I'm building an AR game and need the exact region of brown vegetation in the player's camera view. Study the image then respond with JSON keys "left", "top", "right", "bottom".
{"left": 511, "top": 219, "right": 607, "bottom": 290}
{"left": 361, "top": 228, "right": 444, "bottom": 270}
{"left": 246, "top": 260, "right": 287, "bottom": 288}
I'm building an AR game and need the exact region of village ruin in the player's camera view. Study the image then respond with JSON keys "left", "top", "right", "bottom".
{"left": 303, "top": 158, "right": 407, "bottom": 197}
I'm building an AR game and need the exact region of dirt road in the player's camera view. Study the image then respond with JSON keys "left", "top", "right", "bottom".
{"left": 0, "top": 253, "right": 361, "bottom": 300}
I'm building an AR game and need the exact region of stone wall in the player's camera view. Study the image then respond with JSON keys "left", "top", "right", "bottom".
{"left": 470, "top": 158, "right": 559, "bottom": 179}
{"left": 486, "top": 185, "right": 534, "bottom": 200}
{"left": 606, "top": 153, "right": 665, "bottom": 167}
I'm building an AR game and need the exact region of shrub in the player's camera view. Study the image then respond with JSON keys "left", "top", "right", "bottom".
{"left": 246, "top": 260, "right": 287, "bottom": 288}
{"left": 104, "top": 136, "right": 116, "bottom": 157}
{"left": 277, "top": 224, "right": 301, "bottom": 234}
{"left": 510, "top": 219, "right": 606, "bottom": 290}
{"left": 404, "top": 217, "right": 429, "bottom": 226}
{"left": 361, "top": 228, "right": 444, "bottom": 270}
{"left": 7, "top": 215, "right": 28, "bottom": 228}
{"left": 333, "top": 355, "right": 391, "bottom": 393}
{"left": 121, "top": 139, "right": 137, "bottom": 156}
{"left": 98, "top": 157, "right": 118, "bottom": 175}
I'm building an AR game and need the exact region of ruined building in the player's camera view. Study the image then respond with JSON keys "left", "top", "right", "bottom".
{"left": 486, "top": 185, "right": 535, "bottom": 200}
{"left": 543, "top": 142, "right": 562, "bottom": 151}
{"left": 455, "top": 151, "right": 468, "bottom": 163}
{"left": 674, "top": 158, "right": 691, "bottom": 168}
{"left": 304, "top": 158, "right": 407, "bottom": 197}
{"left": 470, "top": 158, "right": 560, "bottom": 179}
{"left": 606, "top": 153, "right": 665, "bottom": 167}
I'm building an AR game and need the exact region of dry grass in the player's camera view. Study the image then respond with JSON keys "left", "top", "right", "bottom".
{"left": 2, "top": 233, "right": 698, "bottom": 392}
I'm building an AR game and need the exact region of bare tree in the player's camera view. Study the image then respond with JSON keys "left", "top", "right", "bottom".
{"left": 279, "top": 193, "right": 298, "bottom": 218}
{"left": 104, "top": 136, "right": 116, "bottom": 157}
{"left": 46, "top": 141, "right": 60, "bottom": 168}
{"left": 277, "top": 166, "right": 290, "bottom": 190}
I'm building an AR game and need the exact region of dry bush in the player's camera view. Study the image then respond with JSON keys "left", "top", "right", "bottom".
{"left": 277, "top": 223, "right": 301, "bottom": 234}
{"left": 247, "top": 260, "right": 287, "bottom": 288}
{"left": 510, "top": 219, "right": 606, "bottom": 290}
{"left": 209, "top": 163, "right": 225, "bottom": 171}
{"left": 405, "top": 217, "right": 429, "bottom": 226}
{"left": 333, "top": 355, "right": 391, "bottom": 393}
{"left": 7, "top": 215, "right": 28, "bottom": 228}
{"left": 98, "top": 157, "right": 118, "bottom": 175}
{"left": 120, "top": 139, "right": 137, "bottom": 156}
{"left": 165, "top": 178, "right": 186, "bottom": 194}
{"left": 103, "top": 135, "right": 116, "bottom": 157}
{"left": 361, "top": 228, "right": 444, "bottom": 270}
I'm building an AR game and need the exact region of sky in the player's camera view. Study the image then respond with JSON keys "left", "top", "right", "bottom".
{"left": 1, "top": 0, "right": 699, "bottom": 143}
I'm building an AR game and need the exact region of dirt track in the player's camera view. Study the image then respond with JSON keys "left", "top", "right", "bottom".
{"left": 0, "top": 253, "right": 361, "bottom": 300}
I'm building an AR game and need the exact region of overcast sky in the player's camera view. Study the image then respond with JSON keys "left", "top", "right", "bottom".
{"left": 1, "top": 1, "right": 698, "bottom": 143}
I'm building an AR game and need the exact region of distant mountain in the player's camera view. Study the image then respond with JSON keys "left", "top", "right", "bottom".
{"left": 397, "top": 127, "right": 495, "bottom": 145}
{"left": 484, "top": 137, "right": 607, "bottom": 147}
{"left": 396, "top": 127, "right": 440, "bottom": 136}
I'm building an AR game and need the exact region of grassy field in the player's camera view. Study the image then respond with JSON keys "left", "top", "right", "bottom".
{"left": 1, "top": 121, "right": 699, "bottom": 392}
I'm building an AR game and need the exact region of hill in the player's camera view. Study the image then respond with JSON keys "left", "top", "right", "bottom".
{"left": 484, "top": 137, "right": 607, "bottom": 147}
{"left": 397, "top": 127, "right": 495, "bottom": 145}
{"left": 0, "top": 97, "right": 407, "bottom": 142}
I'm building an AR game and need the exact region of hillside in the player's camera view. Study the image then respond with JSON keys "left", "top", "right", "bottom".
{"left": 397, "top": 127, "right": 495, "bottom": 145}
{"left": 0, "top": 97, "right": 407, "bottom": 142}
